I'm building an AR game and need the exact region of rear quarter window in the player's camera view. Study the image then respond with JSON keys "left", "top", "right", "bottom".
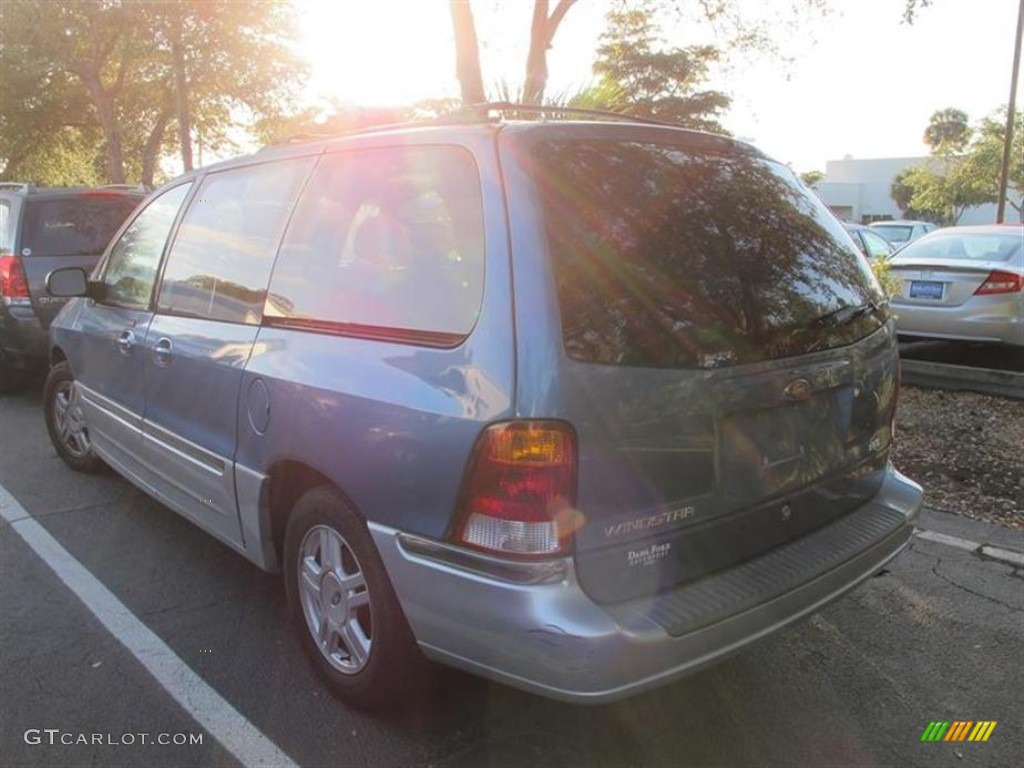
{"left": 265, "top": 145, "right": 485, "bottom": 344}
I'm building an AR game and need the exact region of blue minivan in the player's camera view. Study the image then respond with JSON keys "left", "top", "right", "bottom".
{"left": 43, "top": 111, "right": 923, "bottom": 707}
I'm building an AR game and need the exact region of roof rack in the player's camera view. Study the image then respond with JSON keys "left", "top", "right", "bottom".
{"left": 459, "top": 101, "right": 674, "bottom": 127}
{"left": 0, "top": 182, "right": 34, "bottom": 193}
{"left": 266, "top": 101, "right": 675, "bottom": 149}
{"left": 100, "top": 183, "right": 149, "bottom": 192}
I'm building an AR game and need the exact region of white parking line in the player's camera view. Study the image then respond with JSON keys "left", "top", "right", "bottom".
{"left": 914, "top": 529, "right": 980, "bottom": 552}
{"left": 0, "top": 482, "right": 299, "bottom": 768}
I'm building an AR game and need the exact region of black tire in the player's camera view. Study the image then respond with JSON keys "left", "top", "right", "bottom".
{"left": 43, "top": 361, "right": 104, "bottom": 473}
{"left": 283, "top": 486, "right": 429, "bottom": 708}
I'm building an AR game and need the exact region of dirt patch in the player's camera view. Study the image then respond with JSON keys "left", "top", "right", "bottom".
{"left": 891, "top": 386, "right": 1023, "bottom": 531}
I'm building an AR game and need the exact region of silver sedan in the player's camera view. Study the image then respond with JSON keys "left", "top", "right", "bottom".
{"left": 888, "top": 225, "right": 1024, "bottom": 347}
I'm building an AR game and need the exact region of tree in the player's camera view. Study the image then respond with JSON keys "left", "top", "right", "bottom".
{"left": 899, "top": 161, "right": 990, "bottom": 225}
{"left": 894, "top": 108, "right": 1024, "bottom": 224}
{"left": 0, "top": 1, "right": 308, "bottom": 185}
{"left": 800, "top": 170, "right": 825, "bottom": 188}
{"left": 523, "top": 1, "right": 579, "bottom": 104}
{"left": 923, "top": 107, "right": 971, "bottom": 156}
{"left": 890, "top": 168, "right": 916, "bottom": 212}
{"left": 592, "top": 3, "right": 730, "bottom": 131}
{"left": 449, "top": 0, "right": 485, "bottom": 104}
{"left": 961, "top": 111, "right": 1024, "bottom": 221}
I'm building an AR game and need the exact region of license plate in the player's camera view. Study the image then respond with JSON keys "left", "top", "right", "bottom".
{"left": 909, "top": 280, "right": 944, "bottom": 299}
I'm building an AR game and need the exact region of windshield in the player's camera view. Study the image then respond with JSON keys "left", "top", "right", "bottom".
{"left": 896, "top": 231, "right": 1023, "bottom": 262}
{"left": 21, "top": 196, "right": 140, "bottom": 256}
{"left": 530, "top": 139, "right": 886, "bottom": 369}
{"left": 872, "top": 224, "right": 913, "bottom": 243}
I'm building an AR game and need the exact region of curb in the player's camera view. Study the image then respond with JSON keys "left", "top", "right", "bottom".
{"left": 900, "top": 359, "right": 1024, "bottom": 400}
{"left": 915, "top": 528, "right": 1024, "bottom": 568}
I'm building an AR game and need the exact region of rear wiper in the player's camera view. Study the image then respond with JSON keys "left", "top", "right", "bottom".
{"left": 810, "top": 300, "right": 883, "bottom": 330}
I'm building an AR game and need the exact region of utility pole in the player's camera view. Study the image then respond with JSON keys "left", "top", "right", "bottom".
{"left": 996, "top": 0, "right": 1023, "bottom": 223}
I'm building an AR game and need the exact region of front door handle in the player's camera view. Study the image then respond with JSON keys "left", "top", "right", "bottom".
{"left": 152, "top": 336, "right": 173, "bottom": 367}
{"left": 116, "top": 329, "right": 136, "bottom": 355}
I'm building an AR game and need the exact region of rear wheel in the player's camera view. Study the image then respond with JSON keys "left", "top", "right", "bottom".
{"left": 43, "top": 362, "right": 103, "bottom": 473}
{"left": 283, "top": 486, "right": 429, "bottom": 708}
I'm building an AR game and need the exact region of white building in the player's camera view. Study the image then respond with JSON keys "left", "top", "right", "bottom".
{"left": 814, "top": 156, "right": 998, "bottom": 225}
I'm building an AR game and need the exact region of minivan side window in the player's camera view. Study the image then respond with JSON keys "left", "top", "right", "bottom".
{"left": 156, "top": 158, "right": 314, "bottom": 324}
{"left": 265, "top": 146, "right": 485, "bottom": 342}
{"left": 100, "top": 183, "right": 193, "bottom": 309}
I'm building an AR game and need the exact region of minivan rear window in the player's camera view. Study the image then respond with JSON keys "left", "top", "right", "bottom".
{"left": 21, "top": 196, "right": 140, "bottom": 256}
{"left": 531, "top": 140, "right": 885, "bottom": 369}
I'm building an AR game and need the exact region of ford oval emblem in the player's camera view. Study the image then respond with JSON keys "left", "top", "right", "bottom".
{"left": 783, "top": 378, "right": 813, "bottom": 402}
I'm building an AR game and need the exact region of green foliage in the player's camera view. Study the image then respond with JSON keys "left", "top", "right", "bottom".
{"left": 592, "top": 3, "right": 730, "bottom": 132}
{"left": 923, "top": 107, "right": 971, "bottom": 156}
{"left": 0, "top": 1, "right": 308, "bottom": 185}
{"left": 961, "top": 110, "right": 1024, "bottom": 221}
{"left": 892, "top": 108, "right": 1023, "bottom": 224}
{"left": 800, "top": 170, "right": 825, "bottom": 188}
{"left": 870, "top": 256, "right": 901, "bottom": 299}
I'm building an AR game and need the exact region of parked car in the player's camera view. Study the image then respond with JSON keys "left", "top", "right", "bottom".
{"left": 888, "top": 224, "right": 1024, "bottom": 346}
{"left": 869, "top": 219, "right": 937, "bottom": 249}
{"left": 844, "top": 222, "right": 896, "bottom": 260}
{"left": 42, "top": 111, "right": 923, "bottom": 707}
{"left": 0, "top": 183, "right": 145, "bottom": 391}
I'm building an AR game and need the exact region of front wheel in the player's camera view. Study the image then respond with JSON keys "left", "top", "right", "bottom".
{"left": 43, "top": 362, "right": 103, "bottom": 473}
{"left": 283, "top": 486, "right": 429, "bottom": 708}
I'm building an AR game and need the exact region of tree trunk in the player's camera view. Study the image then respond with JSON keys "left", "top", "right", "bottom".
{"left": 82, "top": 74, "right": 126, "bottom": 184}
{"left": 141, "top": 100, "right": 172, "bottom": 188}
{"left": 449, "top": 0, "right": 486, "bottom": 104}
{"left": 522, "top": 0, "right": 577, "bottom": 104}
{"left": 171, "top": 13, "right": 193, "bottom": 171}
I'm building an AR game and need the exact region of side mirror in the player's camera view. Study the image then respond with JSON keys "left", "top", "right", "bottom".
{"left": 46, "top": 267, "right": 90, "bottom": 297}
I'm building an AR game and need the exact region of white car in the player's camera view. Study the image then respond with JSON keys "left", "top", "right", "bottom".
{"left": 869, "top": 220, "right": 937, "bottom": 249}
{"left": 888, "top": 225, "right": 1024, "bottom": 347}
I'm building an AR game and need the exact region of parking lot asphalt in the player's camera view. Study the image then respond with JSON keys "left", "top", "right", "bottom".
{"left": 1, "top": 385, "right": 1022, "bottom": 768}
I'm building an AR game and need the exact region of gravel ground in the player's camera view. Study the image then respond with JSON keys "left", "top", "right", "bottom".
{"left": 891, "top": 385, "right": 1023, "bottom": 531}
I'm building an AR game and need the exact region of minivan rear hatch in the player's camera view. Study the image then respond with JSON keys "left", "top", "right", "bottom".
{"left": 18, "top": 192, "right": 141, "bottom": 326}
{"left": 512, "top": 126, "right": 899, "bottom": 604}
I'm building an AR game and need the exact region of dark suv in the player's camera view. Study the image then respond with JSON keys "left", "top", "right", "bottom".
{"left": 0, "top": 183, "right": 144, "bottom": 390}
{"left": 43, "top": 108, "right": 923, "bottom": 707}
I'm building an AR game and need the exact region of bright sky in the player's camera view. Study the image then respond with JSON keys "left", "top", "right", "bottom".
{"left": 298, "top": 0, "right": 1021, "bottom": 173}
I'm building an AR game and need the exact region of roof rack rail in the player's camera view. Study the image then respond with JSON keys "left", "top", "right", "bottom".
{"left": 100, "top": 183, "right": 148, "bottom": 192}
{"left": 0, "top": 182, "right": 34, "bottom": 193}
{"left": 459, "top": 101, "right": 674, "bottom": 127}
{"left": 264, "top": 101, "right": 675, "bottom": 149}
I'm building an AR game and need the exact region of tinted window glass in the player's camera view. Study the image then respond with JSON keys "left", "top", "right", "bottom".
{"left": 872, "top": 224, "right": 913, "bottom": 243}
{"left": 267, "top": 146, "right": 484, "bottom": 339}
{"left": 21, "top": 196, "right": 140, "bottom": 256}
{"left": 157, "top": 158, "right": 313, "bottom": 324}
{"left": 861, "top": 230, "right": 894, "bottom": 259}
{"left": 531, "top": 140, "right": 884, "bottom": 369}
{"left": 101, "top": 184, "right": 192, "bottom": 309}
{"left": 899, "top": 232, "right": 1022, "bottom": 262}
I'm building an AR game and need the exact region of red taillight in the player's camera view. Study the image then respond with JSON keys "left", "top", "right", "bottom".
{"left": 0, "top": 254, "right": 30, "bottom": 300}
{"left": 451, "top": 421, "right": 578, "bottom": 557}
{"left": 974, "top": 270, "right": 1023, "bottom": 295}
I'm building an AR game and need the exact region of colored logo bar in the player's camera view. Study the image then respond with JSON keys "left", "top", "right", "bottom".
{"left": 921, "top": 721, "right": 997, "bottom": 742}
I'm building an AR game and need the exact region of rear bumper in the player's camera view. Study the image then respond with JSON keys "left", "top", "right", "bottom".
{"left": 0, "top": 304, "right": 47, "bottom": 369}
{"left": 892, "top": 296, "right": 1024, "bottom": 347}
{"left": 370, "top": 466, "right": 923, "bottom": 704}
